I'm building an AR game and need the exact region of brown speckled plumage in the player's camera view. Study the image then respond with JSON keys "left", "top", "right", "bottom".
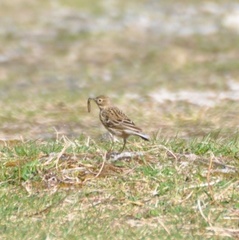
{"left": 88, "top": 95, "right": 149, "bottom": 152}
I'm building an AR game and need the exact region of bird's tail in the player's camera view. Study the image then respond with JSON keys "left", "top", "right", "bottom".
{"left": 124, "top": 127, "right": 150, "bottom": 141}
{"left": 137, "top": 132, "right": 150, "bottom": 141}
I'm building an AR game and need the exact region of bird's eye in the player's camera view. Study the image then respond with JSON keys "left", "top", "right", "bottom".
{"left": 98, "top": 99, "right": 102, "bottom": 103}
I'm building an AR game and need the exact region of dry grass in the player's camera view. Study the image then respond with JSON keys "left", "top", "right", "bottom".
{"left": 0, "top": 0, "right": 239, "bottom": 239}
{"left": 1, "top": 134, "right": 238, "bottom": 239}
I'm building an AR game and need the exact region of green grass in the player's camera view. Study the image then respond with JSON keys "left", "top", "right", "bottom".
{"left": 0, "top": 135, "right": 238, "bottom": 239}
{"left": 1, "top": 0, "right": 239, "bottom": 239}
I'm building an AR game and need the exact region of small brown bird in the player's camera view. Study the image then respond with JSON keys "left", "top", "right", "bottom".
{"left": 88, "top": 95, "right": 150, "bottom": 152}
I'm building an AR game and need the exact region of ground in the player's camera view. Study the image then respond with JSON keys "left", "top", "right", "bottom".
{"left": 0, "top": 0, "right": 239, "bottom": 239}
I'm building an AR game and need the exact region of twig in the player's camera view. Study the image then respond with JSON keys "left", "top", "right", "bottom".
{"left": 183, "top": 179, "right": 221, "bottom": 190}
{"left": 56, "top": 141, "right": 71, "bottom": 170}
{"left": 197, "top": 199, "right": 212, "bottom": 227}
{"left": 159, "top": 145, "right": 178, "bottom": 161}
{"left": 157, "top": 218, "right": 171, "bottom": 235}
{"left": 147, "top": 144, "right": 178, "bottom": 161}
{"left": 94, "top": 152, "right": 107, "bottom": 178}
{"left": 207, "top": 153, "right": 214, "bottom": 201}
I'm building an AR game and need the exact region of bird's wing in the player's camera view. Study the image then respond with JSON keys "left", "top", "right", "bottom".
{"left": 102, "top": 107, "right": 142, "bottom": 133}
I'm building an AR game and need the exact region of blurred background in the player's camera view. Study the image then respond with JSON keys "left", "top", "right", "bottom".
{"left": 0, "top": 0, "right": 239, "bottom": 140}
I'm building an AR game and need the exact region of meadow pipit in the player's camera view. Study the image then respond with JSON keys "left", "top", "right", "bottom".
{"left": 88, "top": 95, "right": 150, "bottom": 152}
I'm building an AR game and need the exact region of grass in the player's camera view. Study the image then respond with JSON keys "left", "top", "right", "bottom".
{"left": 0, "top": 0, "right": 239, "bottom": 239}
{"left": 0, "top": 134, "right": 238, "bottom": 239}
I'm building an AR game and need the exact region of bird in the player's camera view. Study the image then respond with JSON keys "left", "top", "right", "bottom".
{"left": 87, "top": 95, "right": 150, "bottom": 153}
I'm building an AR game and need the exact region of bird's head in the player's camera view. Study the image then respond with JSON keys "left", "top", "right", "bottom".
{"left": 88, "top": 95, "right": 111, "bottom": 111}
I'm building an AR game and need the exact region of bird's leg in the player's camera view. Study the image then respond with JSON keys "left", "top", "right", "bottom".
{"left": 119, "top": 138, "right": 127, "bottom": 153}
